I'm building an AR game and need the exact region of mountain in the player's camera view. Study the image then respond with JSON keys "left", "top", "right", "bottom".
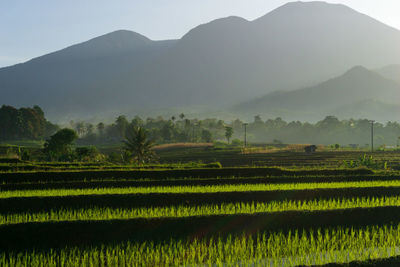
{"left": 2, "top": 1, "right": 400, "bottom": 121}
{"left": 376, "top": 65, "right": 400, "bottom": 85}
{"left": 234, "top": 66, "right": 400, "bottom": 121}
{"left": 0, "top": 30, "right": 177, "bottom": 119}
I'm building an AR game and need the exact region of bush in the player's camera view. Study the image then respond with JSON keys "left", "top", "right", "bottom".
{"left": 204, "top": 162, "right": 222, "bottom": 168}
{"left": 75, "top": 146, "right": 103, "bottom": 162}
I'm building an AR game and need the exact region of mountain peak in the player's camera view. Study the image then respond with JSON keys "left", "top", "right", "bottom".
{"left": 345, "top": 65, "right": 371, "bottom": 75}
{"left": 91, "top": 30, "right": 151, "bottom": 43}
{"left": 272, "top": 1, "right": 352, "bottom": 12}
{"left": 78, "top": 30, "right": 152, "bottom": 51}
{"left": 254, "top": 1, "right": 359, "bottom": 24}
{"left": 29, "top": 30, "right": 155, "bottom": 63}
{"left": 181, "top": 16, "right": 248, "bottom": 41}
{"left": 282, "top": 1, "right": 345, "bottom": 7}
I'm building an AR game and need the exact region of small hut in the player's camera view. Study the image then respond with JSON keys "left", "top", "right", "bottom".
{"left": 304, "top": 145, "right": 317, "bottom": 153}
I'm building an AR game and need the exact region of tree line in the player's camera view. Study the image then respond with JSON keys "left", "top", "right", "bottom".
{"left": 0, "top": 105, "right": 58, "bottom": 141}
{"left": 75, "top": 115, "right": 400, "bottom": 147}
{"left": 74, "top": 114, "right": 220, "bottom": 145}
{"left": 3, "top": 105, "right": 400, "bottom": 147}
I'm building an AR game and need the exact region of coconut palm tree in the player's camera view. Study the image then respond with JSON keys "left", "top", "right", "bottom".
{"left": 123, "top": 126, "right": 156, "bottom": 164}
{"left": 225, "top": 126, "right": 233, "bottom": 144}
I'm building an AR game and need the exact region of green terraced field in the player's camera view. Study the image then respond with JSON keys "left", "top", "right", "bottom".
{"left": 2, "top": 225, "right": 400, "bottom": 266}
{"left": 2, "top": 180, "right": 400, "bottom": 198}
{"left": 2, "top": 163, "right": 400, "bottom": 266}
{"left": 2, "top": 196, "right": 400, "bottom": 225}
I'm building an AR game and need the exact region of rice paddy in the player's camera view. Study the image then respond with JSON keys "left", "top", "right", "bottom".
{"left": 3, "top": 180, "right": 400, "bottom": 199}
{"left": 2, "top": 196, "right": 400, "bottom": 225}
{"left": 2, "top": 225, "right": 400, "bottom": 266}
{"left": 3, "top": 152, "right": 400, "bottom": 266}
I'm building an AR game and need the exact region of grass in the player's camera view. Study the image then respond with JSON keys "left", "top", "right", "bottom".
{"left": 3, "top": 180, "right": 400, "bottom": 198}
{"left": 2, "top": 224, "right": 400, "bottom": 266}
{"left": 3, "top": 196, "right": 400, "bottom": 225}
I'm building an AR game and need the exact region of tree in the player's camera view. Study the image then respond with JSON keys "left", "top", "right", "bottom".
{"left": 116, "top": 115, "right": 129, "bottom": 139}
{"left": 225, "top": 126, "right": 233, "bottom": 144}
{"left": 201, "top": 129, "right": 213, "bottom": 142}
{"left": 131, "top": 116, "right": 143, "bottom": 128}
{"left": 86, "top": 123, "right": 94, "bottom": 135}
{"left": 75, "top": 122, "right": 86, "bottom": 137}
{"left": 75, "top": 146, "right": 100, "bottom": 162}
{"left": 254, "top": 115, "right": 263, "bottom": 124}
{"left": 123, "top": 126, "right": 156, "bottom": 164}
{"left": 44, "top": 128, "right": 78, "bottom": 161}
{"left": 97, "top": 122, "right": 105, "bottom": 136}
{"left": 179, "top": 113, "right": 185, "bottom": 120}
{"left": 160, "top": 122, "right": 174, "bottom": 143}
{"left": 0, "top": 105, "right": 48, "bottom": 141}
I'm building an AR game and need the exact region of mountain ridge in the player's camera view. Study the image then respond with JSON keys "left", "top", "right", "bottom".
{"left": 234, "top": 66, "right": 400, "bottom": 121}
{"left": 1, "top": 1, "right": 400, "bottom": 121}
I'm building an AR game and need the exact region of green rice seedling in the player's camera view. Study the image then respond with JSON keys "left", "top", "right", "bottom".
{"left": 3, "top": 196, "right": 400, "bottom": 225}
{"left": 2, "top": 180, "right": 400, "bottom": 199}
{"left": 2, "top": 224, "right": 400, "bottom": 266}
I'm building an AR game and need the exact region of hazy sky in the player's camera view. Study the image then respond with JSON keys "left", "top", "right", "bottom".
{"left": 1, "top": 0, "right": 400, "bottom": 67}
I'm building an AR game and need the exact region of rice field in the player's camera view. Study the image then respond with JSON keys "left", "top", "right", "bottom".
{"left": 2, "top": 196, "right": 400, "bottom": 225}
{"left": 2, "top": 225, "right": 400, "bottom": 266}
{"left": 3, "top": 180, "right": 400, "bottom": 198}
{"left": 3, "top": 159, "right": 400, "bottom": 266}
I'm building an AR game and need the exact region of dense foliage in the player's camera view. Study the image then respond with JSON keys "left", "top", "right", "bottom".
{"left": 75, "top": 114, "right": 400, "bottom": 146}
{"left": 2, "top": 105, "right": 400, "bottom": 147}
{"left": 44, "top": 128, "right": 78, "bottom": 161}
{"left": 0, "top": 105, "right": 57, "bottom": 141}
{"left": 122, "top": 126, "right": 156, "bottom": 164}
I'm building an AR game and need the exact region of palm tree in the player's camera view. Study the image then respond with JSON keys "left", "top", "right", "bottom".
{"left": 123, "top": 126, "right": 156, "bottom": 164}
{"left": 225, "top": 126, "right": 233, "bottom": 144}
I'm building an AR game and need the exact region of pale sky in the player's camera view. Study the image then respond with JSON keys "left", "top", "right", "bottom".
{"left": 1, "top": 0, "right": 400, "bottom": 67}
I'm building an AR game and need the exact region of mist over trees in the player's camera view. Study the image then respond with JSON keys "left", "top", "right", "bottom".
{"left": 75, "top": 115, "right": 222, "bottom": 145}
{"left": 2, "top": 105, "right": 400, "bottom": 148}
{"left": 76, "top": 115, "right": 400, "bottom": 147}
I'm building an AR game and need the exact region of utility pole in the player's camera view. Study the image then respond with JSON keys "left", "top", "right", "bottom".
{"left": 192, "top": 124, "right": 196, "bottom": 143}
{"left": 370, "top": 120, "right": 375, "bottom": 152}
{"left": 243, "top": 123, "right": 248, "bottom": 147}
